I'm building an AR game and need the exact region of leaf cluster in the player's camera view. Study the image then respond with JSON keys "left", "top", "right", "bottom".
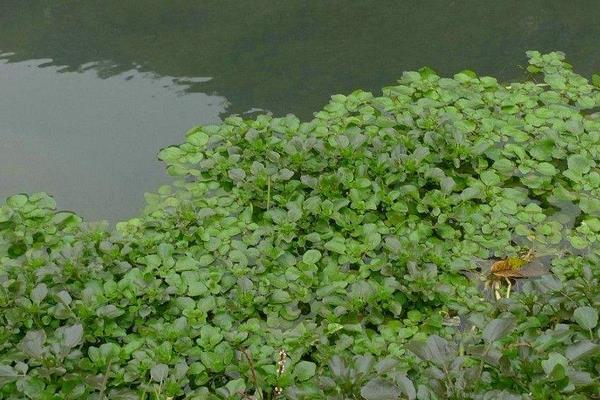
{"left": 1, "top": 51, "right": 600, "bottom": 399}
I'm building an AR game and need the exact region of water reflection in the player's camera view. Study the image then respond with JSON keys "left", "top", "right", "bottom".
{"left": 3, "top": 1, "right": 600, "bottom": 117}
{"left": 0, "top": 58, "right": 226, "bottom": 222}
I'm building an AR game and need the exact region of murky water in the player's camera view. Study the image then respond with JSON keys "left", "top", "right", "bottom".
{"left": 1, "top": 1, "right": 599, "bottom": 221}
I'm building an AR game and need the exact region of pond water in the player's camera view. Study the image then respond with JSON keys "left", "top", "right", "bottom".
{"left": 1, "top": 1, "right": 600, "bottom": 222}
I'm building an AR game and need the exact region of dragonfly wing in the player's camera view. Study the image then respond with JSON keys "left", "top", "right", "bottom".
{"left": 493, "top": 262, "right": 548, "bottom": 278}
{"left": 492, "top": 269, "right": 525, "bottom": 278}
{"left": 518, "top": 261, "right": 549, "bottom": 277}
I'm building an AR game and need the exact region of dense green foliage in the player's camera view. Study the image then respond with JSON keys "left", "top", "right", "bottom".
{"left": 2, "top": 51, "right": 600, "bottom": 399}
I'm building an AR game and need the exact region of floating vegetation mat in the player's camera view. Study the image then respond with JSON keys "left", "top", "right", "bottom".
{"left": 1, "top": 52, "right": 600, "bottom": 399}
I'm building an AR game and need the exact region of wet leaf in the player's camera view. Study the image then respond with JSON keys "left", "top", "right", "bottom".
{"left": 31, "top": 283, "right": 48, "bottom": 305}
{"left": 483, "top": 318, "right": 516, "bottom": 344}
{"left": 150, "top": 363, "right": 169, "bottom": 382}
{"left": 361, "top": 378, "right": 400, "bottom": 400}
{"left": 573, "top": 306, "right": 598, "bottom": 330}
{"left": 62, "top": 324, "right": 84, "bottom": 349}
{"left": 0, "top": 364, "right": 18, "bottom": 386}
{"left": 565, "top": 340, "right": 600, "bottom": 362}
{"left": 294, "top": 361, "right": 316, "bottom": 381}
{"left": 302, "top": 249, "right": 322, "bottom": 264}
{"left": 19, "top": 330, "right": 46, "bottom": 359}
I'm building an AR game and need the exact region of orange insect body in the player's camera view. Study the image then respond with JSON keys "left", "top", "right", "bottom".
{"left": 490, "top": 249, "right": 537, "bottom": 278}
{"left": 486, "top": 249, "right": 545, "bottom": 299}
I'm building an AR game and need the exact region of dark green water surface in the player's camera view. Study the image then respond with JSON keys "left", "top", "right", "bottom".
{"left": 1, "top": 1, "right": 600, "bottom": 221}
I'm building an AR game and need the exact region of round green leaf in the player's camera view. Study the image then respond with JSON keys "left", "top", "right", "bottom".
{"left": 302, "top": 249, "right": 322, "bottom": 264}
{"left": 573, "top": 306, "right": 598, "bottom": 330}
{"left": 294, "top": 361, "right": 316, "bottom": 381}
{"left": 567, "top": 154, "right": 593, "bottom": 175}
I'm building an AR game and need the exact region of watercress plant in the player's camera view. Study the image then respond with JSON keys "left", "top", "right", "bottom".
{"left": 1, "top": 51, "right": 600, "bottom": 399}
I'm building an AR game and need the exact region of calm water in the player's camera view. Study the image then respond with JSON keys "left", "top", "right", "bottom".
{"left": 1, "top": 1, "right": 600, "bottom": 222}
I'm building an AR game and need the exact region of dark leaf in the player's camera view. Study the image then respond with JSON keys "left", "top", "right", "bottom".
{"left": 62, "top": 324, "right": 84, "bottom": 349}
{"left": 328, "top": 356, "right": 346, "bottom": 378}
{"left": 573, "top": 306, "right": 598, "bottom": 330}
{"left": 19, "top": 330, "right": 46, "bottom": 359}
{"left": 150, "top": 363, "right": 169, "bottom": 382}
{"left": 360, "top": 378, "right": 400, "bottom": 400}
{"left": 407, "top": 335, "right": 452, "bottom": 366}
{"left": 374, "top": 357, "right": 398, "bottom": 374}
{"left": 395, "top": 374, "right": 416, "bottom": 400}
{"left": 31, "top": 283, "right": 48, "bottom": 305}
{"left": 483, "top": 318, "right": 516, "bottom": 344}
{"left": 565, "top": 340, "right": 600, "bottom": 362}
{"left": 354, "top": 355, "right": 375, "bottom": 377}
{"left": 0, "top": 364, "right": 18, "bottom": 386}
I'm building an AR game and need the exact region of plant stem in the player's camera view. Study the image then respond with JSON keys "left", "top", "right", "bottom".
{"left": 266, "top": 177, "right": 271, "bottom": 210}
{"left": 241, "top": 348, "right": 262, "bottom": 400}
{"left": 99, "top": 359, "right": 113, "bottom": 400}
{"left": 477, "top": 343, "right": 492, "bottom": 381}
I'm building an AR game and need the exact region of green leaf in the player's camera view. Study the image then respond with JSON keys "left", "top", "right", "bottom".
{"left": 570, "top": 236, "right": 588, "bottom": 250}
{"left": 158, "top": 146, "right": 183, "bottom": 163}
{"left": 460, "top": 186, "right": 481, "bottom": 201}
{"left": 302, "top": 249, "right": 322, "bottom": 264}
{"left": 544, "top": 73, "right": 566, "bottom": 90}
{"left": 187, "top": 131, "right": 209, "bottom": 147}
{"left": 529, "top": 139, "right": 555, "bottom": 161}
{"left": 579, "top": 196, "right": 600, "bottom": 217}
{"left": 365, "top": 231, "right": 382, "bottom": 249}
{"left": 480, "top": 170, "right": 501, "bottom": 186}
{"left": 19, "top": 377, "right": 45, "bottom": 398}
{"left": 294, "top": 361, "right": 316, "bottom": 381}
{"left": 498, "top": 198, "right": 517, "bottom": 215}
{"left": 225, "top": 378, "right": 246, "bottom": 395}
{"left": 573, "top": 306, "right": 598, "bottom": 330}
{"left": 541, "top": 352, "right": 568, "bottom": 381}
{"left": 6, "top": 194, "right": 28, "bottom": 208}
{"left": 175, "top": 256, "right": 200, "bottom": 271}
{"left": 90, "top": 343, "right": 121, "bottom": 367}
{"left": 567, "top": 154, "right": 593, "bottom": 175}
{"left": 535, "top": 162, "right": 557, "bottom": 176}
{"left": 97, "top": 304, "right": 124, "bottom": 319}
{"left": 51, "top": 211, "right": 81, "bottom": 227}
{"left": 324, "top": 237, "right": 346, "bottom": 254}
{"left": 228, "top": 168, "right": 246, "bottom": 182}
{"left": 199, "top": 325, "right": 223, "bottom": 349}
{"left": 271, "top": 289, "right": 291, "bottom": 304}
{"left": 584, "top": 218, "right": 600, "bottom": 232}
{"left": 397, "top": 327, "right": 418, "bottom": 339}
{"left": 187, "top": 280, "right": 209, "bottom": 297}
{"left": 200, "top": 351, "right": 225, "bottom": 373}
{"left": 440, "top": 176, "right": 456, "bottom": 193}
{"left": 158, "top": 242, "right": 174, "bottom": 259}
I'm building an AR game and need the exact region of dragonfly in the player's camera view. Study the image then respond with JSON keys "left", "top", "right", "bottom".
{"left": 482, "top": 248, "right": 549, "bottom": 299}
